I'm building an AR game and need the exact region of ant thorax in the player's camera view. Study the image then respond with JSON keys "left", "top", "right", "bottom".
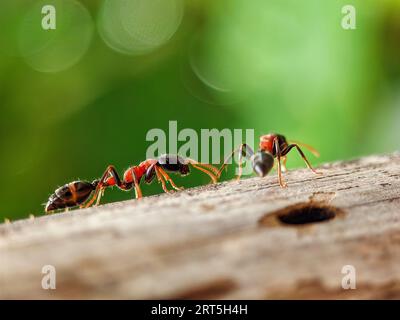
{"left": 259, "top": 134, "right": 276, "bottom": 153}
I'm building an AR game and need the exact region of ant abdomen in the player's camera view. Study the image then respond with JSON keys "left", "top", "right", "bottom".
{"left": 45, "top": 180, "right": 97, "bottom": 213}
{"left": 252, "top": 151, "right": 274, "bottom": 177}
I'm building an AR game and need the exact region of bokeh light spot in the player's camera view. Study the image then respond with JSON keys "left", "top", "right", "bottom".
{"left": 18, "top": 0, "right": 94, "bottom": 73}
{"left": 180, "top": 34, "right": 240, "bottom": 106}
{"left": 98, "top": 0, "right": 183, "bottom": 55}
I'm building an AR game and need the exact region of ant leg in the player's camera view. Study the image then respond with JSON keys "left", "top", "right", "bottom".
{"left": 130, "top": 167, "right": 143, "bottom": 199}
{"left": 288, "top": 140, "right": 320, "bottom": 157}
{"left": 83, "top": 189, "right": 104, "bottom": 209}
{"left": 233, "top": 144, "right": 246, "bottom": 181}
{"left": 217, "top": 144, "right": 254, "bottom": 179}
{"left": 83, "top": 166, "right": 114, "bottom": 208}
{"left": 157, "top": 167, "right": 184, "bottom": 191}
{"left": 184, "top": 158, "right": 219, "bottom": 183}
{"left": 154, "top": 166, "right": 170, "bottom": 193}
{"left": 236, "top": 143, "right": 251, "bottom": 181}
{"left": 198, "top": 163, "right": 220, "bottom": 176}
{"left": 96, "top": 188, "right": 105, "bottom": 206}
{"left": 217, "top": 147, "right": 240, "bottom": 178}
{"left": 274, "top": 137, "right": 287, "bottom": 188}
{"left": 281, "top": 156, "right": 288, "bottom": 173}
{"left": 281, "top": 144, "right": 322, "bottom": 175}
{"left": 83, "top": 165, "right": 128, "bottom": 208}
{"left": 185, "top": 159, "right": 220, "bottom": 176}
{"left": 191, "top": 164, "right": 218, "bottom": 183}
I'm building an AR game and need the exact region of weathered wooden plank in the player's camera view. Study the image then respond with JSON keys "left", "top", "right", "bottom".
{"left": 1, "top": 153, "right": 399, "bottom": 299}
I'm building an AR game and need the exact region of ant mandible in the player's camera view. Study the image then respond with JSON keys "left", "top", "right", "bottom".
{"left": 45, "top": 154, "right": 219, "bottom": 213}
{"left": 218, "top": 133, "right": 321, "bottom": 188}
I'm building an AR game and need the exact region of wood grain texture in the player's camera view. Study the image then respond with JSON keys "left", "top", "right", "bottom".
{"left": 1, "top": 153, "right": 400, "bottom": 299}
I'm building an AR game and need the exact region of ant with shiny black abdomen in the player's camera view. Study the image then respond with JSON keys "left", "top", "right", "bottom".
{"left": 45, "top": 154, "right": 219, "bottom": 213}
{"left": 44, "top": 179, "right": 100, "bottom": 212}
{"left": 217, "top": 133, "right": 321, "bottom": 188}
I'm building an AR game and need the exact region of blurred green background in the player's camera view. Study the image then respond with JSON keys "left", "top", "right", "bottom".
{"left": 0, "top": 0, "right": 399, "bottom": 220}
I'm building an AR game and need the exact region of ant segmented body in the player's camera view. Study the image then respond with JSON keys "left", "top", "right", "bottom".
{"left": 45, "top": 154, "right": 219, "bottom": 213}
{"left": 218, "top": 133, "right": 321, "bottom": 188}
{"left": 45, "top": 180, "right": 99, "bottom": 212}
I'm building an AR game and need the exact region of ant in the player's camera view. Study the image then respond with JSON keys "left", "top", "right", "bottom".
{"left": 45, "top": 154, "right": 219, "bottom": 213}
{"left": 217, "top": 133, "right": 321, "bottom": 188}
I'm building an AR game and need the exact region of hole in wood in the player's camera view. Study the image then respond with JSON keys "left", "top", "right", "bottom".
{"left": 278, "top": 204, "right": 335, "bottom": 225}
{"left": 259, "top": 202, "right": 344, "bottom": 227}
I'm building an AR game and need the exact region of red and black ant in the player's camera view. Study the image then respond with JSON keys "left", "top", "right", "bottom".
{"left": 218, "top": 133, "right": 321, "bottom": 188}
{"left": 45, "top": 154, "right": 219, "bottom": 213}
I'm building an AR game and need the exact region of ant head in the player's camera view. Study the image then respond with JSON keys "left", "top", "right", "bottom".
{"left": 253, "top": 150, "right": 274, "bottom": 177}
